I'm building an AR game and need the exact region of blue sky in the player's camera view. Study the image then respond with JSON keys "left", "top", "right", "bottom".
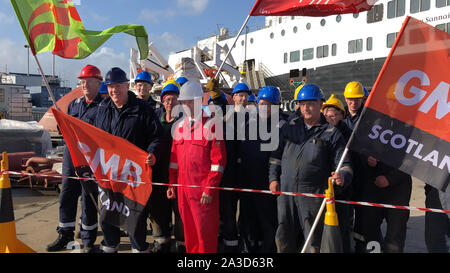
{"left": 0, "top": 0, "right": 265, "bottom": 88}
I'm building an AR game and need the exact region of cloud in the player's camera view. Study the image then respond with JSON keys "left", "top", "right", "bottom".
{"left": 90, "top": 11, "right": 109, "bottom": 22}
{"left": 149, "top": 32, "right": 186, "bottom": 59}
{"left": 0, "top": 38, "right": 129, "bottom": 89}
{"left": 137, "top": 8, "right": 176, "bottom": 23}
{"left": 138, "top": 1, "right": 209, "bottom": 22}
{"left": 0, "top": 11, "right": 14, "bottom": 24}
{"left": 177, "top": 0, "right": 209, "bottom": 15}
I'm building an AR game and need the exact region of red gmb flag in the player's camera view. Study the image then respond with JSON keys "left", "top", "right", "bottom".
{"left": 250, "top": 0, "right": 378, "bottom": 17}
{"left": 51, "top": 108, "right": 152, "bottom": 232}
{"left": 349, "top": 17, "right": 450, "bottom": 191}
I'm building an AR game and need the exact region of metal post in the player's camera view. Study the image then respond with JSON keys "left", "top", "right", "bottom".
{"left": 214, "top": 14, "right": 252, "bottom": 80}
{"left": 32, "top": 54, "right": 60, "bottom": 110}
{"left": 301, "top": 147, "right": 349, "bottom": 253}
{"left": 52, "top": 54, "right": 55, "bottom": 77}
{"left": 24, "top": 45, "right": 29, "bottom": 76}
{"left": 301, "top": 102, "right": 370, "bottom": 253}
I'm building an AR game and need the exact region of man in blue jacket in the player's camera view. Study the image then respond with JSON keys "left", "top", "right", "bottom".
{"left": 239, "top": 86, "right": 286, "bottom": 252}
{"left": 46, "top": 65, "right": 103, "bottom": 253}
{"left": 269, "top": 83, "right": 353, "bottom": 253}
{"left": 95, "top": 67, "right": 162, "bottom": 253}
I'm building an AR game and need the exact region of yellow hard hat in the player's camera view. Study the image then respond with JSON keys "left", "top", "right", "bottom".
{"left": 294, "top": 83, "right": 305, "bottom": 100}
{"left": 321, "top": 94, "right": 346, "bottom": 116}
{"left": 343, "top": 81, "right": 364, "bottom": 98}
{"left": 162, "top": 79, "right": 181, "bottom": 90}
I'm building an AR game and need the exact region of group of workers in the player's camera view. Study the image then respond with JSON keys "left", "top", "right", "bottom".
{"left": 44, "top": 64, "right": 449, "bottom": 253}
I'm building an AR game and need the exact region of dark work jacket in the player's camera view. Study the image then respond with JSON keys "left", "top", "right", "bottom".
{"left": 152, "top": 107, "right": 182, "bottom": 183}
{"left": 269, "top": 114, "right": 353, "bottom": 194}
{"left": 210, "top": 93, "right": 242, "bottom": 187}
{"left": 67, "top": 93, "right": 103, "bottom": 124}
{"left": 239, "top": 113, "right": 287, "bottom": 190}
{"left": 341, "top": 106, "right": 369, "bottom": 199}
{"left": 287, "top": 108, "right": 301, "bottom": 122}
{"left": 341, "top": 106, "right": 363, "bottom": 132}
{"left": 145, "top": 96, "right": 162, "bottom": 110}
{"left": 362, "top": 161, "right": 412, "bottom": 205}
{"left": 63, "top": 93, "right": 103, "bottom": 176}
{"left": 94, "top": 91, "right": 162, "bottom": 156}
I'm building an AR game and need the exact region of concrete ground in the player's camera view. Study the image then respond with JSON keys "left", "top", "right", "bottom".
{"left": 9, "top": 177, "right": 449, "bottom": 253}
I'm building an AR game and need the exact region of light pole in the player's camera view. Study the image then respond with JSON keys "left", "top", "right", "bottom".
{"left": 24, "top": 44, "right": 30, "bottom": 76}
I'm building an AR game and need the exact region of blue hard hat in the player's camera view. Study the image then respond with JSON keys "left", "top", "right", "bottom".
{"left": 248, "top": 93, "right": 256, "bottom": 102}
{"left": 257, "top": 86, "right": 281, "bottom": 105}
{"left": 160, "top": 81, "right": 180, "bottom": 99}
{"left": 135, "top": 71, "right": 153, "bottom": 85}
{"left": 363, "top": 87, "right": 369, "bottom": 98}
{"left": 105, "top": 67, "right": 129, "bottom": 85}
{"left": 175, "top": 76, "right": 188, "bottom": 86}
{"left": 295, "top": 83, "right": 324, "bottom": 101}
{"left": 232, "top": 83, "right": 251, "bottom": 95}
{"left": 99, "top": 81, "right": 108, "bottom": 94}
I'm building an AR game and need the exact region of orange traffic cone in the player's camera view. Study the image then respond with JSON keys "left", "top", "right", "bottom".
{"left": 0, "top": 152, "right": 35, "bottom": 253}
{"left": 320, "top": 178, "right": 343, "bottom": 253}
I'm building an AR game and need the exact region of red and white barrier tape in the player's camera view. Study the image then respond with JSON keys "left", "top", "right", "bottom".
{"left": 2, "top": 170, "right": 449, "bottom": 214}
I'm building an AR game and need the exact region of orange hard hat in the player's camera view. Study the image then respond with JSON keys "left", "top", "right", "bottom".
{"left": 78, "top": 65, "right": 102, "bottom": 80}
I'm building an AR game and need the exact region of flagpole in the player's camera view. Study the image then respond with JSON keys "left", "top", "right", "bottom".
{"left": 32, "top": 54, "right": 61, "bottom": 111}
{"left": 300, "top": 147, "right": 349, "bottom": 253}
{"left": 301, "top": 102, "right": 371, "bottom": 253}
{"left": 214, "top": 13, "right": 252, "bottom": 80}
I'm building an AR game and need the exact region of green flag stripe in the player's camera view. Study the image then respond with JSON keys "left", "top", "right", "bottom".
{"left": 10, "top": 0, "right": 148, "bottom": 60}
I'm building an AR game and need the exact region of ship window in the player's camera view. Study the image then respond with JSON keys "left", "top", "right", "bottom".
{"left": 332, "top": 43, "right": 337, "bottom": 56}
{"left": 411, "top": 0, "right": 430, "bottom": 13}
{"left": 290, "top": 50, "right": 300, "bottom": 63}
{"left": 388, "top": 0, "right": 405, "bottom": 18}
{"left": 306, "top": 23, "right": 311, "bottom": 30}
{"left": 293, "top": 26, "right": 298, "bottom": 33}
{"left": 367, "top": 37, "right": 373, "bottom": 51}
{"left": 279, "top": 18, "right": 282, "bottom": 24}
{"left": 348, "top": 39, "right": 363, "bottom": 53}
{"left": 436, "top": 23, "right": 450, "bottom": 34}
{"left": 387, "top": 32, "right": 398, "bottom": 48}
{"left": 320, "top": 19, "right": 326, "bottom": 26}
{"left": 291, "top": 16, "right": 295, "bottom": 20}
{"left": 270, "top": 32, "right": 274, "bottom": 39}
{"left": 317, "top": 45, "right": 329, "bottom": 58}
{"left": 436, "top": 23, "right": 445, "bottom": 31}
{"left": 353, "top": 13, "right": 359, "bottom": 18}
{"left": 284, "top": 53, "right": 288, "bottom": 64}
{"left": 281, "top": 30, "right": 286, "bottom": 36}
{"left": 250, "top": 38, "right": 254, "bottom": 44}
{"left": 436, "top": 0, "right": 450, "bottom": 7}
{"left": 336, "top": 15, "right": 342, "bottom": 22}
{"left": 367, "top": 4, "right": 384, "bottom": 23}
{"left": 0, "top": 89, "right": 4, "bottom": 102}
{"left": 303, "top": 48, "right": 314, "bottom": 60}
{"left": 241, "top": 40, "right": 245, "bottom": 46}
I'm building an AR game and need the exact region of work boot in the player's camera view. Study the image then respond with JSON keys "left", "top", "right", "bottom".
{"left": 46, "top": 233, "right": 73, "bottom": 252}
{"left": 223, "top": 245, "right": 239, "bottom": 253}
{"left": 83, "top": 244, "right": 97, "bottom": 253}
{"left": 176, "top": 244, "right": 186, "bottom": 253}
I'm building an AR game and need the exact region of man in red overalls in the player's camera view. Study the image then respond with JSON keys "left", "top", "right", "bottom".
{"left": 167, "top": 80, "right": 226, "bottom": 253}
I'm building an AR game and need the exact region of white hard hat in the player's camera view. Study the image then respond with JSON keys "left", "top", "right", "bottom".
{"left": 178, "top": 80, "right": 204, "bottom": 101}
